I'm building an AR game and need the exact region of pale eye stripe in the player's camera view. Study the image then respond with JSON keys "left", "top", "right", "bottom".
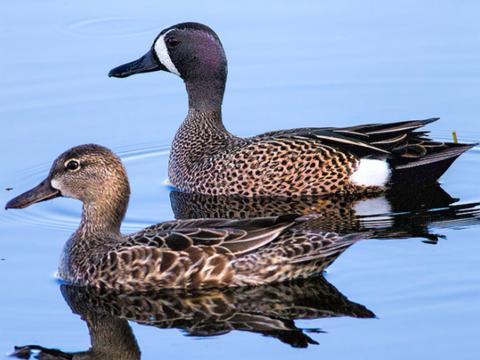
{"left": 154, "top": 31, "right": 180, "bottom": 76}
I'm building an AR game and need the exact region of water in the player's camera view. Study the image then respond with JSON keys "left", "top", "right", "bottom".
{"left": 1, "top": 0, "right": 480, "bottom": 359}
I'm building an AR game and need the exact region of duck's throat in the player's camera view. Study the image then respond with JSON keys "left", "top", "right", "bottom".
{"left": 79, "top": 195, "right": 128, "bottom": 237}
{"left": 185, "top": 77, "right": 225, "bottom": 112}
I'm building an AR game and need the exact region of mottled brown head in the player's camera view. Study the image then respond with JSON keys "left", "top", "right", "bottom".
{"left": 46, "top": 144, "right": 130, "bottom": 203}
{"left": 6, "top": 144, "right": 130, "bottom": 231}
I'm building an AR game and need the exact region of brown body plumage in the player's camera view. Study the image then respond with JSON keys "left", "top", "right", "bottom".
{"left": 6, "top": 144, "right": 365, "bottom": 291}
{"left": 168, "top": 112, "right": 473, "bottom": 197}
{"left": 108, "top": 22, "right": 476, "bottom": 197}
{"left": 61, "top": 214, "right": 360, "bottom": 292}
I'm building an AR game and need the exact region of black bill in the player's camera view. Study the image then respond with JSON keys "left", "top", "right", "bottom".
{"left": 5, "top": 179, "right": 61, "bottom": 209}
{"left": 108, "top": 49, "right": 167, "bottom": 78}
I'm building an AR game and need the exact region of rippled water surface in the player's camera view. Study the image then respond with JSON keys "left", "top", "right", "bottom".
{"left": 1, "top": 1, "right": 480, "bottom": 359}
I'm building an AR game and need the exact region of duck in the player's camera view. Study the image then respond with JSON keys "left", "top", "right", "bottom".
{"left": 5, "top": 144, "right": 364, "bottom": 292}
{"left": 108, "top": 22, "right": 475, "bottom": 197}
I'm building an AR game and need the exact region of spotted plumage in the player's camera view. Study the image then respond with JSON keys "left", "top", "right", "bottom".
{"left": 6, "top": 144, "right": 366, "bottom": 292}
{"left": 109, "top": 22, "right": 475, "bottom": 197}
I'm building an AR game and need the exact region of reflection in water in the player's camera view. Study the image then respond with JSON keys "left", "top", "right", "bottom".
{"left": 11, "top": 277, "right": 374, "bottom": 358}
{"left": 171, "top": 185, "right": 480, "bottom": 243}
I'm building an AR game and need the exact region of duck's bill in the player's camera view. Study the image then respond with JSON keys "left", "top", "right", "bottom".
{"left": 5, "top": 179, "right": 61, "bottom": 210}
{"left": 108, "top": 49, "right": 167, "bottom": 78}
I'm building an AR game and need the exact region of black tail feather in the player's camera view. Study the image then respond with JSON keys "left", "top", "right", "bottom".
{"left": 390, "top": 143, "right": 476, "bottom": 186}
{"left": 341, "top": 117, "right": 439, "bottom": 135}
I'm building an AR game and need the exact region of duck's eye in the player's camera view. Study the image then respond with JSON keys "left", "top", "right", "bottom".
{"left": 65, "top": 159, "right": 80, "bottom": 171}
{"left": 166, "top": 37, "right": 180, "bottom": 48}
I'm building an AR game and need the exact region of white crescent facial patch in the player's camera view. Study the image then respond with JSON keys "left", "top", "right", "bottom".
{"left": 154, "top": 30, "right": 180, "bottom": 76}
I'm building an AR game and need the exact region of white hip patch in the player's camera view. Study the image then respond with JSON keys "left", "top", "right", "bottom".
{"left": 350, "top": 158, "right": 391, "bottom": 187}
{"left": 154, "top": 31, "right": 180, "bottom": 76}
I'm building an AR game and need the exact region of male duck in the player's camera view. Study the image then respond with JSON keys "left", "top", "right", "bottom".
{"left": 5, "top": 144, "right": 361, "bottom": 292}
{"left": 109, "top": 22, "right": 475, "bottom": 197}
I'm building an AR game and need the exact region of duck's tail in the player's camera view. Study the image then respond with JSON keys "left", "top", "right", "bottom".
{"left": 338, "top": 117, "right": 476, "bottom": 186}
{"left": 389, "top": 142, "right": 476, "bottom": 186}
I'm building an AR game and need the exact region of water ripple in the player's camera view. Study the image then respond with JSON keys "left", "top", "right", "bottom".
{"left": 66, "top": 17, "right": 159, "bottom": 37}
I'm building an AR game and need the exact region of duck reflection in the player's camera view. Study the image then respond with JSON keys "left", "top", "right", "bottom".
{"left": 11, "top": 276, "right": 374, "bottom": 358}
{"left": 171, "top": 185, "right": 480, "bottom": 243}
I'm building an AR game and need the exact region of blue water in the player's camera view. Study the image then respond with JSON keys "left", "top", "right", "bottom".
{"left": 1, "top": 1, "right": 480, "bottom": 359}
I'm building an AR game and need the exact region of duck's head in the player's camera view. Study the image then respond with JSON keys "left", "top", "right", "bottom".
{"left": 6, "top": 144, "right": 130, "bottom": 213}
{"left": 109, "top": 22, "right": 227, "bottom": 82}
{"left": 109, "top": 22, "right": 227, "bottom": 111}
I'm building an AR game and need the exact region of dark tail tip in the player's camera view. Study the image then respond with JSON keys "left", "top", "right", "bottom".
{"left": 391, "top": 142, "right": 477, "bottom": 186}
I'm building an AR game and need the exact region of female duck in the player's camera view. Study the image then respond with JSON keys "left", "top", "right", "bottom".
{"left": 5, "top": 144, "right": 360, "bottom": 292}
{"left": 109, "top": 22, "right": 474, "bottom": 197}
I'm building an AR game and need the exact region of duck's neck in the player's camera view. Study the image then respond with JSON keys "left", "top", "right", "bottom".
{"left": 77, "top": 188, "right": 129, "bottom": 239}
{"left": 78, "top": 202, "right": 124, "bottom": 237}
{"left": 185, "top": 75, "right": 225, "bottom": 112}
{"left": 59, "top": 182, "right": 130, "bottom": 281}
{"left": 168, "top": 74, "right": 239, "bottom": 188}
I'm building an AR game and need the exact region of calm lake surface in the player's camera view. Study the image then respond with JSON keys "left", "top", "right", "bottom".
{"left": 1, "top": 1, "right": 480, "bottom": 359}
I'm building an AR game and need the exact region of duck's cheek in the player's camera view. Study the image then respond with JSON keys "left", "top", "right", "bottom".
{"left": 50, "top": 178, "right": 61, "bottom": 191}
{"left": 50, "top": 178, "right": 72, "bottom": 198}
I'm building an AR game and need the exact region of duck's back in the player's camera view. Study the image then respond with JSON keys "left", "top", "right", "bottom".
{"left": 68, "top": 216, "right": 361, "bottom": 291}
{"left": 168, "top": 115, "right": 473, "bottom": 197}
